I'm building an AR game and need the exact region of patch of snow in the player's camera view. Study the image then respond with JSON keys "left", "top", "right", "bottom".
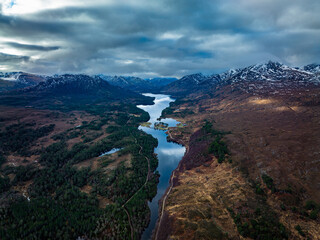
{"left": 0, "top": 73, "right": 21, "bottom": 81}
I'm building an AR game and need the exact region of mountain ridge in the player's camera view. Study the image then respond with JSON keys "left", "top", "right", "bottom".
{"left": 97, "top": 74, "right": 177, "bottom": 92}
{"left": 1, "top": 61, "right": 319, "bottom": 97}
{"left": 162, "top": 61, "right": 320, "bottom": 96}
{"left": 0, "top": 72, "right": 46, "bottom": 92}
{"left": 0, "top": 74, "right": 153, "bottom": 110}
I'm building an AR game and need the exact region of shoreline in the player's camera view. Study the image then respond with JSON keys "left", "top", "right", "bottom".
{"left": 153, "top": 128, "right": 189, "bottom": 240}
{"left": 138, "top": 94, "right": 186, "bottom": 240}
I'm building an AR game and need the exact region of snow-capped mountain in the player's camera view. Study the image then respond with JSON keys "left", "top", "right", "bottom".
{"left": 95, "top": 74, "right": 153, "bottom": 92}
{"left": 218, "top": 69, "right": 240, "bottom": 81}
{"left": 22, "top": 74, "right": 142, "bottom": 101}
{"left": 223, "top": 61, "right": 319, "bottom": 95}
{"left": 181, "top": 73, "right": 206, "bottom": 84}
{"left": 163, "top": 72, "right": 235, "bottom": 96}
{"left": 303, "top": 64, "right": 320, "bottom": 74}
{"left": 96, "top": 74, "right": 177, "bottom": 92}
{"left": 162, "top": 73, "right": 211, "bottom": 96}
{"left": 0, "top": 72, "right": 22, "bottom": 81}
{"left": 226, "top": 61, "right": 313, "bottom": 83}
{"left": 0, "top": 72, "right": 45, "bottom": 84}
{"left": 2, "top": 61, "right": 320, "bottom": 97}
{"left": 110, "top": 76, "right": 153, "bottom": 89}
{"left": 1, "top": 74, "right": 152, "bottom": 109}
{"left": 163, "top": 61, "right": 320, "bottom": 96}
{"left": 0, "top": 72, "right": 46, "bottom": 92}
{"left": 32, "top": 74, "right": 109, "bottom": 93}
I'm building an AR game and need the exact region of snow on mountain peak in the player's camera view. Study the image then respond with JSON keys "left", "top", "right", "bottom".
{"left": 303, "top": 64, "right": 320, "bottom": 74}
{"left": 219, "top": 61, "right": 320, "bottom": 96}
{"left": 0, "top": 72, "right": 22, "bottom": 81}
{"left": 179, "top": 73, "right": 205, "bottom": 84}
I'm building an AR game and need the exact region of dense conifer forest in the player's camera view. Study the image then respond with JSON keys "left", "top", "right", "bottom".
{"left": 0, "top": 101, "right": 159, "bottom": 239}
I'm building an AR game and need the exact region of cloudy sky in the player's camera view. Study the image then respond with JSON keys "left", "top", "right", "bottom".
{"left": 0, "top": 0, "right": 319, "bottom": 77}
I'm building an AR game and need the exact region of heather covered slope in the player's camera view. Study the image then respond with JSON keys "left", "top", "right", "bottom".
{"left": 157, "top": 63, "right": 320, "bottom": 239}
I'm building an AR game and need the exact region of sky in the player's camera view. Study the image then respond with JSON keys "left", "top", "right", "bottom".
{"left": 0, "top": 0, "right": 319, "bottom": 77}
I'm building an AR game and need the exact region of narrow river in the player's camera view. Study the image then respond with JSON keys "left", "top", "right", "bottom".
{"left": 137, "top": 93, "right": 186, "bottom": 240}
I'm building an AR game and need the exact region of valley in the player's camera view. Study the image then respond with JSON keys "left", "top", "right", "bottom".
{"left": 137, "top": 94, "right": 185, "bottom": 240}
{"left": 2, "top": 0, "right": 320, "bottom": 239}
{"left": 1, "top": 61, "right": 320, "bottom": 239}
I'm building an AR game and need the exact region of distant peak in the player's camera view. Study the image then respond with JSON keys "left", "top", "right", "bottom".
{"left": 181, "top": 73, "right": 204, "bottom": 79}
{"left": 250, "top": 61, "right": 286, "bottom": 71}
{"left": 266, "top": 60, "right": 284, "bottom": 68}
{"left": 303, "top": 63, "right": 320, "bottom": 73}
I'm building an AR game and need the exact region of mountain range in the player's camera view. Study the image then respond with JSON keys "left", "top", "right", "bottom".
{"left": 0, "top": 72, "right": 45, "bottom": 92}
{"left": 96, "top": 75, "right": 177, "bottom": 92}
{"left": 162, "top": 61, "right": 320, "bottom": 96}
{"left": 1, "top": 61, "right": 319, "bottom": 97}
{"left": 0, "top": 74, "right": 152, "bottom": 110}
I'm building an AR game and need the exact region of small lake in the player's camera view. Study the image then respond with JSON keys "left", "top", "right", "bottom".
{"left": 138, "top": 93, "right": 186, "bottom": 240}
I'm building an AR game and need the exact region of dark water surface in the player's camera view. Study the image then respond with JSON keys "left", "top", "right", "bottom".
{"left": 138, "top": 94, "right": 186, "bottom": 240}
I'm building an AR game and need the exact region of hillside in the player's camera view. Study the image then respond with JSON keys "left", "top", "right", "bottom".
{"left": 0, "top": 74, "right": 153, "bottom": 111}
{"left": 97, "top": 75, "right": 154, "bottom": 92}
{"left": 98, "top": 74, "right": 177, "bottom": 92}
{"left": 146, "top": 77, "right": 177, "bottom": 87}
{"left": 0, "top": 72, "right": 178, "bottom": 94}
{"left": 304, "top": 64, "right": 320, "bottom": 74}
{"left": 0, "top": 72, "right": 45, "bottom": 92}
{"left": 157, "top": 62, "right": 320, "bottom": 239}
{"left": 162, "top": 61, "right": 320, "bottom": 97}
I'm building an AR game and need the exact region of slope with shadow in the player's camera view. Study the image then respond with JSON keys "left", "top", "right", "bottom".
{"left": 97, "top": 75, "right": 154, "bottom": 92}
{"left": 0, "top": 74, "right": 153, "bottom": 110}
{"left": 98, "top": 75, "right": 178, "bottom": 93}
{"left": 303, "top": 64, "right": 320, "bottom": 74}
{"left": 161, "top": 73, "right": 221, "bottom": 97}
{"left": 146, "top": 77, "right": 177, "bottom": 87}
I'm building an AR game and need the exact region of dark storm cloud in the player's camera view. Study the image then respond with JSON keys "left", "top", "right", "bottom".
{"left": 5, "top": 42, "right": 60, "bottom": 51}
{"left": 0, "top": 13, "right": 72, "bottom": 37}
{"left": 1, "top": 0, "right": 320, "bottom": 77}
{"left": 0, "top": 52, "right": 30, "bottom": 63}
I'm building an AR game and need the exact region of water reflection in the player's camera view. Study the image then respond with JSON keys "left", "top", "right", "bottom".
{"left": 137, "top": 94, "right": 180, "bottom": 128}
{"left": 138, "top": 94, "right": 185, "bottom": 240}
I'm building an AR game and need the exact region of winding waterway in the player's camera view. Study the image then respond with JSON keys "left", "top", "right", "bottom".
{"left": 137, "top": 94, "right": 186, "bottom": 240}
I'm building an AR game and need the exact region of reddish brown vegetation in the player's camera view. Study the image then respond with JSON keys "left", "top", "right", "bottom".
{"left": 156, "top": 83, "right": 320, "bottom": 239}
